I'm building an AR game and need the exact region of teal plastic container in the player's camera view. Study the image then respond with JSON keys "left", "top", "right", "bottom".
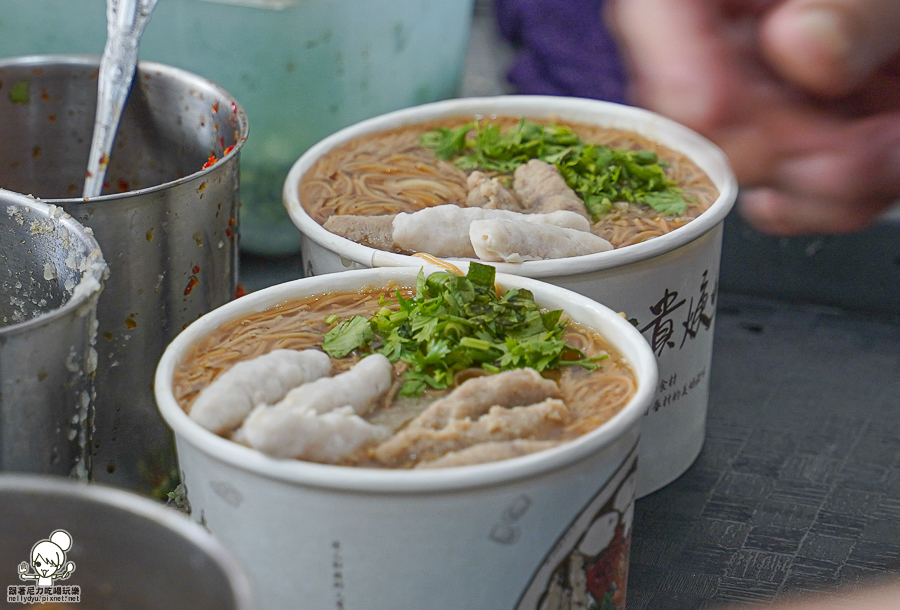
{"left": 0, "top": 0, "right": 475, "bottom": 254}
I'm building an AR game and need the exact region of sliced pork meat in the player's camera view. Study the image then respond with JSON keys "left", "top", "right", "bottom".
{"left": 415, "top": 440, "right": 562, "bottom": 468}
{"left": 470, "top": 218, "right": 613, "bottom": 263}
{"left": 514, "top": 159, "right": 590, "bottom": 219}
{"left": 189, "top": 349, "right": 332, "bottom": 434}
{"left": 323, "top": 214, "right": 397, "bottom": 251}
{"left": 466, "top": 171, "right": 523, "bottom": 211}
{"left": 408, "top": 368, "right": 561, "bottom": 430}
{"left": 374, "top": 398, "right": 569, "bottom": 466}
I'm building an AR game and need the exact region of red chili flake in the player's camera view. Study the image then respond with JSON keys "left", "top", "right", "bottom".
{"left": 85, "top": 170, "right": 93, "bottom": 178}
{"left": 201, "top": 155, "right": 217, "bottom": 169}
{"left": 118, "top": 180, "right": 129, "bottom": 192}
{"left": 212, "top": 102, "right": 219, "bottom": 112}
{"left": 234, "top": 284, "right": 247, "bottom": 299}
{"left": 102, "top": 181, "right": 110, "bottom": 189}
{"left": 192, "top": 266, "right": 200, "bottom": 274}
{"left": 228, "top": 216, "right": 236, "bottom": 226}
{"left": 225, "top": 228, "right": 233, "bottom": 238}
{"left": 219, "top": 136, "right": 225, "bottom": 149}
{"left": 48, "top": 114, "right": 56, "bottom": 122}
{"left": 41, "top": 89, "right": 49, "bottom": 100}
{"left": 231, "top": 102, "right": 237, "bottom": 114}
{"left": 223, "top": 145, "right": 235, "bottom": 156}
{"left": 99, "top": 154, "right": 109, "bottom": 166}
{"left": 184, "top": 275, "right": 199, "bottom": 295}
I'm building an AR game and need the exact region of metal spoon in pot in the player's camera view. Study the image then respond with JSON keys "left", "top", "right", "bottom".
{"left": 83, "top": 0, "right": 158, "bottom": 199}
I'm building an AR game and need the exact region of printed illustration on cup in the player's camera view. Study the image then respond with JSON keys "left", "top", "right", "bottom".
{"left": 516, "top": 444, "right": 638, "bottom": 610}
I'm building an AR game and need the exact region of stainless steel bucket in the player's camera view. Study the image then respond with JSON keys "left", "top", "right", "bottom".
{"left": 0, "top": 191, "right": 106, "bottom": 477}
{"left": 0, "top": 56, "right": 249, "bottom": 495}
{"left": 0, "top": 474, "right": 254, "bottom": 609}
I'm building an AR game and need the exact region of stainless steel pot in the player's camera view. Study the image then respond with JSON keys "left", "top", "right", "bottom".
{"left": 0, "top": 191, "right": 106, "bottom": 477}
{"left": 0, "top": 56, "right": 249, "bottom": 495}
{"left": 0, "top": 474, "right": 254, "bottom": 609}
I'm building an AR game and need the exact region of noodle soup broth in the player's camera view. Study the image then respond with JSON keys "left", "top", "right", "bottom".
{"left": 173, "top": 265, "right": 638, "bottom": 469}
{"left": 284, "top": 96, "right": 738, "bottom": 497}
{"left": 300, "top": 116, "right": 719, "bottom": 254}
{"left": 154, "top": 266, "right": 657, "bottom": 610}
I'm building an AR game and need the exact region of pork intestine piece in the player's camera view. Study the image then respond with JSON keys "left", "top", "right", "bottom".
{"left": 391, "top": 204, "right": 591, "bottom": 258}
{"left": 267, "top": 353, "right": 393, "bottom": 416}
{"left": 236, "top": 354, "right": 393, "bottom": 461}
{"left": 466, "top": 171, "right": 523, "bottom": 210}
{"left": 514, "top": 159, "right": 590, "bottom": 219}
{"left": 470, "top": 218, "right": 613, "bottom": 263}
{"left": 188, "top": 349, "right": 332, "bottom": 435}
{"left": 240, "top": 405, "right": 390, "bottom": 462}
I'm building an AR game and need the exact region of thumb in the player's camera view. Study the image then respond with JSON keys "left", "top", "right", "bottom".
{"left": 761, "top": 0, "right": 900, "bottom": 95}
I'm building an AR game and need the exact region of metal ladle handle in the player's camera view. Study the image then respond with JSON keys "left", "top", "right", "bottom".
{"left": 83, "top": 0, "right": 158, "bottom": 199}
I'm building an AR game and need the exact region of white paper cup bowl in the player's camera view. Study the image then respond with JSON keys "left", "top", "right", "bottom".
{"left": 155, "top": 267, "right": 657, "bottom": 610}
{"left": 284, "top": 95, "right": 739, "bottom": 496}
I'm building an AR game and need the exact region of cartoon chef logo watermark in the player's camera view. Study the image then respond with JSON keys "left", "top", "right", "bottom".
{"left": 7, "top": 530, "right": 81, "bottom": 604}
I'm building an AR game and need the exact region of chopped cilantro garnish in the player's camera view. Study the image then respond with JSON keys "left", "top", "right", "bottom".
{"left": 322, "top": 315, "right": 373, "bottom": 359}
{"left": 421, "top": 118, "right": 688, "bottom": 220}
{"left": 321, "top": 263, "right": 600, "bottom": 396}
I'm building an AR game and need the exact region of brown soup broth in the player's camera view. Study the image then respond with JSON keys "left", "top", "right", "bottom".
{"left": 173, "top": 283, "right": 638, "bottom": 468}
{"left": 299, "top": 116, "right": 719, "bottom": 249}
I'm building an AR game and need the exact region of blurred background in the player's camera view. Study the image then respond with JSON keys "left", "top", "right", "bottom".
{"left": 2, "top": 0, "right": 896, "bottom": 315}
{"left": 0, "top": 0, "right": 476, "bottom": 255}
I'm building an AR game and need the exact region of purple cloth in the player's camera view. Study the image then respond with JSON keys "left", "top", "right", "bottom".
{"left": 495, "top": 0, "right": 628, "bottom": 103}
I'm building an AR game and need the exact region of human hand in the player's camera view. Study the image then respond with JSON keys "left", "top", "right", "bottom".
{"left": 611, "top": 0, "right": 900, "bottom": 236}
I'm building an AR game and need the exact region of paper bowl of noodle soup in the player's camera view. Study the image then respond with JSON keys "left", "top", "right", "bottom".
{"left": 284, "top": 95, "right": 739, "bottom": 497}
{"left": 155, "top": 265, "right": 657, "bottom": 610}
